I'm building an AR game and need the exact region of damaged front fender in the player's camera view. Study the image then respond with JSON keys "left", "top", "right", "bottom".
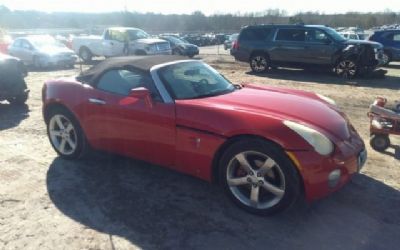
{"left": 334, "top": 43, "right": 385, "bottom": 79}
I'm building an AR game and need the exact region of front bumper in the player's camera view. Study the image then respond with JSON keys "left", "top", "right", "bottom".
{"left": 288, "top": 135, "right": 366, "bottom": 201}
{"left": 39, "top": 55, "right": 77, "bottom": 67}
{"left": 185, "top": 49, "right": 199, "bottom": 56}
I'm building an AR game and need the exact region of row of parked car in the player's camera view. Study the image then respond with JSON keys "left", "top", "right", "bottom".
{"left": 2, "top": 27, "right": 204, "bottom": 68}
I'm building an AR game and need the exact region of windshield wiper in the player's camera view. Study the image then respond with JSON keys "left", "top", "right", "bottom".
{"left": 193, "top": 88, "right": 234, "bottom": 99}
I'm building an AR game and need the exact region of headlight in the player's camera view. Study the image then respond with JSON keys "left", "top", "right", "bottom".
{"left": 284, "top": 120, "right": 334, "bottom": 156}
{"left": 316, "top": 94, "right": 336, "bottom": 106}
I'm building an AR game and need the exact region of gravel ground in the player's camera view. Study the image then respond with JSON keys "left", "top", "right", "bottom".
{"left": 0, "top": 55, "right": 399, "bottom": 250}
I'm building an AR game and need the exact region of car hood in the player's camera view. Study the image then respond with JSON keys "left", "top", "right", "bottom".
{"left": 36, "top": 46, "right": 75, "bottom": 55}
{"left": 176, "top": 84, "right": 350, "bottom": 141}
{"left": 343, "top": 39, "right": 383, "bottom": 48}
{"left": 134, "top": 38, "right": 169, "bottom": 44}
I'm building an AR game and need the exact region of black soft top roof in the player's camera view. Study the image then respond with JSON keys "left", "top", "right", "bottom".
{"left": 78, "top": 55, "right": 188, "bottom": 84}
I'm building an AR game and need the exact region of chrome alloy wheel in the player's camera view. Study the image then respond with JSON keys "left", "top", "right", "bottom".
{"left": 49, "top": 114, "right": 77, "bottom": 155}
{"left": 382, "top": 53, "right": 390, "bottom": 65}
{"left": 226, "top": 151, "right": 285, "bottom": 209}
{"left": 336, "top": 60, "right": 357, "bottom": 78}
{"left": 250, "top": 56, "right": 268, "bottom": 72}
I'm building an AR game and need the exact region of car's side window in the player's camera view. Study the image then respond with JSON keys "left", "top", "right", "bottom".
{"left": 13, "top": 39, "right": 22, "bottom": 48}
{"left": 276, "top": 29, "right": 306, "bottom": 42}
{"left": 240, "top": 28, "right": 271, "bottom": 41}
{"left": 305, "top": 30, "right": 330, "bottom": 43}
{"left": 97, "top": 69, "right": 161, "bottom": 101}
{"left": 21, "top": 40, "right": 31, "bottom": 50}
{"left": 108, "top": 30, "right": 126, "bottom": 42}
{"left": 384, "top": 32, "right": 398, "bottom": 41}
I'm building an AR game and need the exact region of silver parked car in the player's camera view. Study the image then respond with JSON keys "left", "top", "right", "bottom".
{"left": 8, "top": 36, "right": 78, "bottom": 69}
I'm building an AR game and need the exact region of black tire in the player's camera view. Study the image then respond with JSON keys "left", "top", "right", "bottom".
{"left": 8, "top": 92, "right": 28, "bottom": 105}
{"left": 335, "top": 58, "right": 358, "bottom": 79}
{"left": 395, "top": 103, "right": 400, "bottom": 112}
{"left": 219, "top": 139, "right": 300, "bottom": 215}
{"left": 46, "top": 107, "right": 90, "bottom": 160}
{"left": 370, "top": 134, "right": 390, "bottom": 152}
{"left": 79, "top": 47, "right": 92, "bottom": 63}
{"left": 250, "top": 53, "right": 269, "bottom": 73}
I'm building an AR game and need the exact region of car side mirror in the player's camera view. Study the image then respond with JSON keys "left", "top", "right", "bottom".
{"left": 129, "top": 87, "right": 153, "bottom": 107}
{"left": 129, "top": 87, "right": 151, "bottom": 98}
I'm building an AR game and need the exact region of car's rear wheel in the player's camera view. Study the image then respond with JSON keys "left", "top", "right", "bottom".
{"left": 335, "top": 59, "right": 358, "bottom": 79}
{"left": 219, "top": 139, "right": 300, "bottom": 215}
{"left": 370, "top": 134, "right": 390, "bottom": 152}
{"left": 47, "top": 108, "right": 89, "bottom": 159}
{"left": 250, "top": 54, "right": 269, "bottom": 73}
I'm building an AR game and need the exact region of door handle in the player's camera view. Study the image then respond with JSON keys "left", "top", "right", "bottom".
{"left": 88, "top": 98, "right": 106, "bottom": 105}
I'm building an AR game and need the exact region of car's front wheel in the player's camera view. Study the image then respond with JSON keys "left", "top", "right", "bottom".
{"left": 47, "top": 108, "right": 89, "bottom": 159}
{"left": 335, "top": 59, "right": 358, "bottom": 79}
{"left": 219, "top": 139, "right": 300, "bottom": 215}
{"left": 250, "top": 54, "right": 269, "bottom": 73}
{"left": 382, "top": 51, "right": 391, "bottom": 66}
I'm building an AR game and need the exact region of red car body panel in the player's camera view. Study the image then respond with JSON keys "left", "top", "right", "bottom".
{"left": 43, "top": 77, "right": 365, "bottom": 201}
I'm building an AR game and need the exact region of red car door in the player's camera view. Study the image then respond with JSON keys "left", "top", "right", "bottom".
{"left": 81, "top": 68, "right": 176, "bottom": 167}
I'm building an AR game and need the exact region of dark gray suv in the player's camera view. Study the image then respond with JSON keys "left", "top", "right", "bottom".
{"left": 231, "top": 24, "right": 385, "bottom": 78}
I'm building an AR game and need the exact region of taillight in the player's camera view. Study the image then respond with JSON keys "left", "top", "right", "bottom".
{"left": 232, "top": 40, "right": 239, "bottom": 49}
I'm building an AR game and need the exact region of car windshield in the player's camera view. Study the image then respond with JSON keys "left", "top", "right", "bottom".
{"left": 158, "top": 61, "right": 236, "bottom": 100}
{"left": 30, "top": 37, "right": 65, "bottom": 48}
{"left": 323, "top": 27, "right": 346, "bottom": 42}
{"left": 127, "top": 29, "right": 150, "bottom": 40}
{"left": 165, "top": 36, "right": 186, "bottom": 44}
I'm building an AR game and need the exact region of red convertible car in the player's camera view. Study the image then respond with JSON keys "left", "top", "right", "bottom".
{"left": 42, "top": 56, "right": 367, "bottom": 215}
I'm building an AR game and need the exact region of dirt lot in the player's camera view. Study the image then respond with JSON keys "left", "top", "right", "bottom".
{"left": 1, "top": 53, "right": 400, "bottom": 250}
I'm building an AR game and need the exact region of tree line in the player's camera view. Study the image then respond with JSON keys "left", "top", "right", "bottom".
{"left": 1, "top": 5, "right": 399, "bottom": 33}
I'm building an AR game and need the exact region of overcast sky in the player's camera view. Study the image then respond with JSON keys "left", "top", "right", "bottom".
{"left": 1, "top": 0, "right": 399, "bottom": 15}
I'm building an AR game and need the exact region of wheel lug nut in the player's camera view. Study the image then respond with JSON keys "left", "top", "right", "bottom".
{"left": 249, "top": 172, "right": 254, "bottom": 176}
{"left": 247, "top": 178, "right": 252, "bottom": 183}
{"left": 258, "top": 180, "right": 263, "bottom": 185}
